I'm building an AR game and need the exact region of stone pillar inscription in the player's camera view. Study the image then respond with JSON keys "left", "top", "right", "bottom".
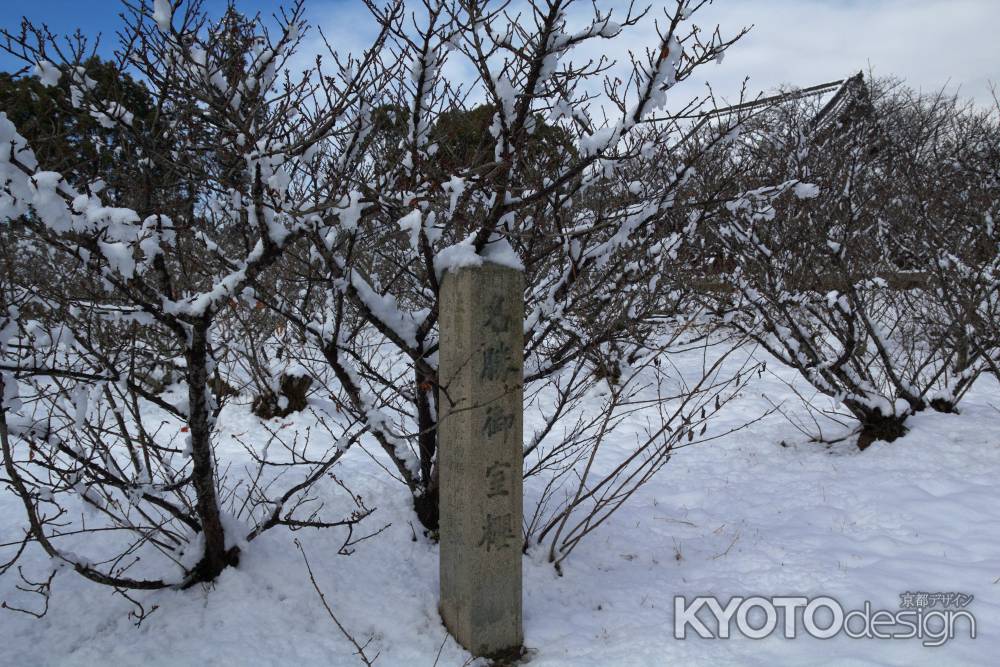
{"left": 438, "top": 263, "right": 523, "bottom": 658}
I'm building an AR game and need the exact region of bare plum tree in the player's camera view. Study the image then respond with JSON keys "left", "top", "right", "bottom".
{"left": 0, "top": 0, "right": 395, "bottom": 600}
{"left": 245, "top": 0, "right": 757, "bottom": 546}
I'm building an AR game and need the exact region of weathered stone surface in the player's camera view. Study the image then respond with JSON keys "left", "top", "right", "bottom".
{"left": 438, "top": 264, "right": 524, "bottom": 658}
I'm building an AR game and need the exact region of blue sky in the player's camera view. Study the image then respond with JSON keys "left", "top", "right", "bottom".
{"left": 0, "top": 0, "right": 325, "bottom": 73}
{"left": 1, "top": 1, "right": 997, "bottom": 105}
{"left": 0, "top": 0, "right": 291, "bottom": 38}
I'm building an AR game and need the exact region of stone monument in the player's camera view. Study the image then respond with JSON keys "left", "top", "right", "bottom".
{"left": 438, "top": 262, "right": 524, "bottom": 659}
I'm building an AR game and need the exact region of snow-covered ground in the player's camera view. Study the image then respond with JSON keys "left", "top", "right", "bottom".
{"left": 2, "top": 344, "right": 999, "bottom": 666}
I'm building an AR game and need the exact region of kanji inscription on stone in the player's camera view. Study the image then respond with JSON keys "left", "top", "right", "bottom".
{"left": 438, "top": 263, "right": 523, "bottom": 658}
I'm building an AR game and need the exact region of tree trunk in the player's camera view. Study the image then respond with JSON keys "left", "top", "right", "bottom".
{"left": 413, "top": 479, "right": 440, "bottom": 532}
{"left": 184, "top": 319, "right": 238, "bottom": 584}
{"left": 414, "top": 367, "right": 440, "bottom": 531}
{"left": 856, "top": 410, "right": 908, "bottom": 451}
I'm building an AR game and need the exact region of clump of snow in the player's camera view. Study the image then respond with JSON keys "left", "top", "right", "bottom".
{"left": 89, "top": 102, "right": 134, "bottom": 129}
{"left": 433, "top": 237, "right": 480, "bottom": 278}
{"left": 481, "top": 237, "right": 524, "bottom": 271}
{"left": 396, "top": 209, "right": 422, "bottom": 251}
{"left": 433, "top": 236, "right": 523, "bottom": 279}
{"left": 793, "top": 182, "right": 821, "bottom": 199}
{"left": 153, "top": 0, "right": 173, "bottom": 32}
{"left": 441, "top": 176, "right": 465, "bottom": 216}
{"left": 34, "top": 60, "right": 61, "bottom": 87}
{"left": 347, "top": 271, "right": 420, "bottom": 348}
{"left": 98, "top": 240, "right": 136, "bottom": 279}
